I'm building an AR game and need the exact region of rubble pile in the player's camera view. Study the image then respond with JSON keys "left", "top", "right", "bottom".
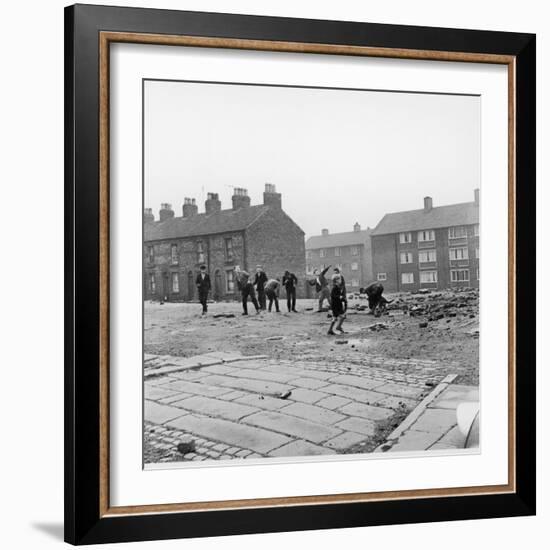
{"left": 387, "top": 288, "right": 479, "bottom": 323}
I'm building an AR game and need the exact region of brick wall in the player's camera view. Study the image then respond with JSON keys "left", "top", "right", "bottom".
{"left": 371, "top": 234, "right": 399, "bottom": 291}
{"left": 245, "top": 207, "right": 307, "bottom": 297}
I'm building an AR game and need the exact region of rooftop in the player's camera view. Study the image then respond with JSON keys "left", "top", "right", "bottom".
{"left": 144, "top": 204, "right": 271, "bottom": 241}
{"left": 306, "top": 228, "right": 372, "bottom": 249}
{"left": 371, "top": 198, "right": 479, "bottom": 236}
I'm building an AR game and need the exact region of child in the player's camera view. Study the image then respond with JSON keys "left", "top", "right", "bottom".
{"left": 328, "top": 274, "right": 346, "bottom": 335}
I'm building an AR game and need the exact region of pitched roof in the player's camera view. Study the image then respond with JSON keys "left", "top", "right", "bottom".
{"left": 144, "top": 205, "right": 270, "bottom": 241}
{"left": 371, "top": 201, "right": 479, "bottom": 236}
{"left": 306, "top": 229, "right": 372, "bottom": 249}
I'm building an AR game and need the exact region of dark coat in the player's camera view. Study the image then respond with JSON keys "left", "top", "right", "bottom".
{"left": 253, "top": 271, "right": 268, "bottom": 290}
{"left": 195, "top": 272, "right": 211, "bottom": 293}
{"left": 282, "top": 272, "right": 298, "bottom": 291}
{"left": 309, "top": 265, "right": 330, "bottom": 292}
{"left": 330, "top": 285, "right": 346, "bottom": 317}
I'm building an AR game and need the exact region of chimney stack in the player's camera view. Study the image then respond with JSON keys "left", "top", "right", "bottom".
{"left": 159, "top": 203, "right": 174, "bottom": 222}
{"left": 182, "top": 197, "right": 198, "bottom": 218}
{"left": 205, "top": 192, "right": 221, "bottom": 215}
{"left": 232, "top": 188, "right": 251, "bottom": 210}
{"left": 423, "top": 196, "right": 433, "bottom": 212}
{"left": 144, "top": 208, "right": 154, "bottom": 223}
{"left": 322, "top": 228, "right": 329, "bottom": 236}
{"left": 353, "top": 222, "right": 361, "bottom": 232}
{"left": 263, "top": 183, "right": 282, "bottom": 209}
{"left": 474, "top": 188, "right": 480, "bottom": 205}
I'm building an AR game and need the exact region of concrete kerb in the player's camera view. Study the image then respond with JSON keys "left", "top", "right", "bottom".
{"left": 374, "top": 373, "right": 458, "bottom": 452}
{"left": 144, "top": 354, "right": 268, "bottom": 379}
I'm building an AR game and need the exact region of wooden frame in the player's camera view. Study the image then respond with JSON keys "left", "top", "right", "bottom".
{"left": 65, "top": 4, "right": 536, "bottom": 545}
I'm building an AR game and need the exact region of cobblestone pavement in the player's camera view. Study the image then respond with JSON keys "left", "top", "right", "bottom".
{"left": 144, "top": 352, "right": 459, "bottom": 464}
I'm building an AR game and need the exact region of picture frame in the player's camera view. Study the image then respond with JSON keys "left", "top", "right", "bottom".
{"left": 64, "top": 3, "right": 536, "bottom": 545}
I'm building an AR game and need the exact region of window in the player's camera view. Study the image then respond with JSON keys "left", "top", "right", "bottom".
{"left": 449, "top": 226, "right": 467, "bottom": 239}
{"left": 400, "top": 252, "right": 413, "bottom": 264}
{"left": 351, "top": 279, "right": 359, "bottom": 287}
{"left": 226, "top": 270, "right": 235, "bottom": 292}
{"left": 197, "top": 241, "right": 205, "bottom": 264}
{"left": 147, "top": 246, "right": 154, "bottom": 265}
{"left": 350, "top": 246, "right": 359, "bottom": 256}
{"left": 377, "top": 273, "right": 387, "bottom": 281}
{"left": 476, "top": 247, "right": 479, "bottom": 259}
{"left": 449, "top": 247, "right": 469, "bottom": 261}
{"left": 351, "top": 262, "right": 359, "bottom": 271}
{"left": 149, "top": 273, "right": 156, "bottom": 293}
{"left": 319, "top": 249, "right": 326, "bottom": 258}
{"left": 474, "top": 224, "right": 480, "bottom": 236}
{"left": 451, "top": 269, "right": 470, "bottom": 282}
{"left": 171, "top": 272, "right": 179, "bottom": 293}
{"left": 419, "top": 249, "right": 437, "bottom": 263}
{"left": 170, "top": 244, "right": 178, "bottom": 265}
{"left": 420, "top": 270, "right": 438, "bottom": 283}
{"left": 401, "top": 272, "right": 414, "bottom": 284}
{"left": 334, "top": 247, "right": 341, "bottom": 257}
{"left": 399, "top": 232, "right": 412, "bottom": 244}
{"left": 224, "top": 237, "right": 233, "bottom": 260}
{"left": 418, "top": 229, "right": 435, "bottom": 242}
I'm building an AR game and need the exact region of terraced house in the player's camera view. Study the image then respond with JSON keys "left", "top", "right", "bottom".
{"left": 370, "top": 189, "right": 480, "bottom": 292}
{"left": 305, "top": 223, "right": 373, "bottom": 293}
{"left": 143, "top": 184, "right": 306, "bottom": 301}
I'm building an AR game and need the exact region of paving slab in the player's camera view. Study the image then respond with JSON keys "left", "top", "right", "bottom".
{"left": 324, "top": 431, "right": 368, "bottom": 450}
{"left": 429, "top": 425, "right": 466, "bottom": 449}
{"left": 170, "top": 395, "right": 259, "bottom": 421}
{"left": 322, "top": 384, "right": 383, "bottom": 404}
{"left": 327, "top": 374, "right": 385, "bottom": 391}
{"left": 224, "top": 368, "right": 298, "bottom": 384}
{"left": 339, "top": 402, "right": 394, "bottom": 422}
{"left": 144, "top": 401, "right": 187, "bottom": 424}
{"left": 287, "top": 388, "right": 329, "bottom": 404}
{"left": 160, "top": 379, "right": 230, "bottom": 398}
{"left": 199, "top": 374, "right": 290, "bottom": 395}
{"left": 269, "top": 440, "right": 336, "bottom": 457}
{"left": 334, "top": 417, "right": 377, "bottom": 437}
{"left": 375, "top": 383, "right": 426, "bottom": 399}
{"left": 167, "top": 414, "right": 293, "bottom": 454}
{"left": 243, "top": 411, "right": 342, "bottom": 444}
{"left": 387, "top": 430, "right": 442, "bottom": 452}
{"left": 409, "top": 408, "right": 457, "bottom": 434}
{"left": 279, "top": 402, "right": 346, "bottom": 425}
{"left": 316, "top": 395, "right": 352, "bottom": 411}
{"left": 288, "top": 377, "right": 331, "bottom": 390}
{"left": 144, "top": 384, "right": 181, "bottom": 401}
{"left": 234, "top": 394, "right": 290, "bottom": 410}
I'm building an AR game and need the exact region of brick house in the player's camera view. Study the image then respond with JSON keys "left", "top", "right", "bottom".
{"left": 305, "top": 224, "right": 373, "bottom": 294}
{"left": 370, "top": 189, "right": 480, "bottom": 292}
{"left": 143, "top": 184, "right": 306, "bottom": 301}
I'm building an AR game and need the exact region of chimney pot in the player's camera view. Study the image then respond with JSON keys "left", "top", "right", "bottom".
{"left": 474, "top": 188, "right": 480, "bottom": 205}
{"left": 205, "top": 192, "right": 221, "bottom": 215}
{"left": 182, "top": 197, "right": 198, "bottom": 218}
{"left": 263, "top": 182, "right": 282, "bottom": 209}
{"left": 144, "top": 208, "right": 154, "bottom": 223}
{"left": 423, "top": 196, "right": 433, "bottom": 212}
{"left": 232, "top": 188, "right": 251, "bottom": 209}
{"left": 159, "top": 203, "right": 174, "bottom": 222}
{"left": 322, "top": 228, "right": 329, "bottom": 236}
{"left": 354, "top": 222, "right": 361, "bottom": 232}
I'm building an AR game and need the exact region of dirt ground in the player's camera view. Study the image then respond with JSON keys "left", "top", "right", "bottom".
{"left": 144, "top": 288, "right": 479, "bottom": 385}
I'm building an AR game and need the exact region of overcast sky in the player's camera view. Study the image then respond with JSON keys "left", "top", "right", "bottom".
{"left": 144, "top": 80, "right": 480, "bottom": 239}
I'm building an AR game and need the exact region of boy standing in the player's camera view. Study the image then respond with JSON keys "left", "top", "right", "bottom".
{"left": 327, "top": 274, "right": 346, "bottom": 335}
{"left": 195, "top": 265, "right": 211, "bottom": 315}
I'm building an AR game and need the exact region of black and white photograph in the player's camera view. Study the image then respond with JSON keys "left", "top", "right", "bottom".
{"left": 142, "top": 79, "right": 481, "bottom": 465}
